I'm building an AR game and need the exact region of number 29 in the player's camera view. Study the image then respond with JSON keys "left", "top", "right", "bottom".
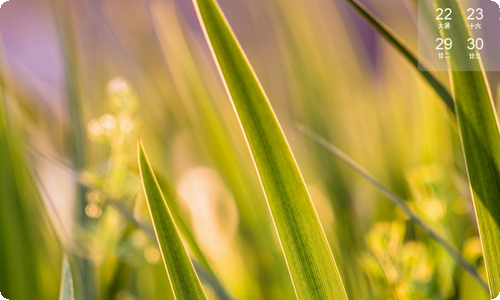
{"left": 436, "top": 38, "right": 452, "bottom": 50}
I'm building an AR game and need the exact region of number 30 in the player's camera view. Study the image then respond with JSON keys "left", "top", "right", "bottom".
{"left": 468, "top": 38, "right": 484, "bottom": 50}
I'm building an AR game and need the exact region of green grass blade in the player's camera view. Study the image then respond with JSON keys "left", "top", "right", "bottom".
{"left": 435, "top": 0, "right": 500, "bottom": 296}
{"left": 59, "top": 256, "right": 74, "bottom": 300}
{"left": 191, "top": 0, "right": 348, "bottom": 298}
{"left": 138, "top": 140, "right": 208, "bottom": 300}
{"left": 151, "top": 5, "right": 293, "bottom": 297}
{"left": 297, "top": 124, "right": 489, "bottom": 291}
{"left": 344, "top": 0, "right": 455, "bottom": 114}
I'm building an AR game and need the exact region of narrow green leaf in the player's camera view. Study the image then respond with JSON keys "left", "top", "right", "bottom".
{"left": 59, "top": 256, "right": 74, "bottom": 300}
{"left": 151, "top": 6, "right": 292, "bottom": 297}
{"left": 137, "top": 140, "right": 208, "bottom": 300}
{"left": 297, "top": 124, "right": 489, "bottom": 291}
{"left": 344, "top": 0, "right": 455, "bottom": 114}
{"left": 435, "top": 0, "right": 500, "bottom": 296}
{"left": 191, "top": 0, "right": 348, "bottom": 298}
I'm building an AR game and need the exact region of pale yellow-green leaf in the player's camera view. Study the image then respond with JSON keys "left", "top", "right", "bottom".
{"left": 190, "top": 0, "right": 349, "bottom": 298}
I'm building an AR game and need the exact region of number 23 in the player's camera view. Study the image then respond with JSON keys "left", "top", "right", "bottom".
{"left": 467, "top": 8, "right": 483, "bottom": 20}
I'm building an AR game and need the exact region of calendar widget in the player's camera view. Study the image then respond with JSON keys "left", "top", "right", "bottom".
{"left": 418, "top": 0, "right": 500, "bottom": 71}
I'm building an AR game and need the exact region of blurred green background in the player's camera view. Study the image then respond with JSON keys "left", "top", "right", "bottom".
{"left": 0, "top": 0, "right": 494, "bottom": 299}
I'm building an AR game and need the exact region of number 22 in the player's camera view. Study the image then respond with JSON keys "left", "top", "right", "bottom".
{"left": 436, "top": 8, "right": 452, "bottom": 20}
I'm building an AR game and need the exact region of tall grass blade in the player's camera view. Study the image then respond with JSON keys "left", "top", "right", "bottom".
{"left": 138, "top": 140, "right": 208, "bottom": 300}
{"left": 151, "top": 5, "right": 292, "bottom": 297}
{"left": 297, "top": 124, "right": 489, "bottom": 291}
{"left": 435, "top": 0, "right": 500, "bottom": 296}
{"left": 191, "top": 0, "right": 348, "bottom": 298}
{"left": 343, "top": 0, "right": 455, "bottom": 114}
{"left": 59, "top": 256, "right": 74, "bottom": 300}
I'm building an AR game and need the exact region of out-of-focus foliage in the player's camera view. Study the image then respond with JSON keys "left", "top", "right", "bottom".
{"left": 0, "top": 63, "right": 61, "bottom": 298}
{"left": 0, "top": 0, "right": 496, "bottom": 298}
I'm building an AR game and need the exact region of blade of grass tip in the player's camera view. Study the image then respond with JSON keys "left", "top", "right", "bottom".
{"left": 138, "top": 140, "right": 208, "bottom": 300}
{"left": 296, "top": 124, "right": 489, "bottom": 292}
{"left": 343, "top": 0, "right": 455, "bottom": 115}
{"left": 436, "top": 0, "right": 500, "bottom": 296}
{"left": 191, "top": 0, "right": 348, "bottom": 298}
{"left": 29, "top": 146, "right": 232, "bottom": 300}
{"left": 59, "top": 256, "right": 74, "bottom": 300}
{"left": 107, "top": 199, "right": 233, "bottom": 300}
